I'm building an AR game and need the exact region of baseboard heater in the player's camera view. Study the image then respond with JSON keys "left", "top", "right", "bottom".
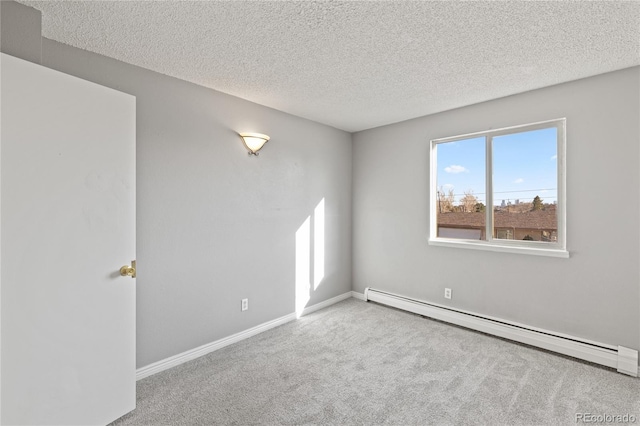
{"left": 364, "top": 288, "right": 638, "bottom": 377}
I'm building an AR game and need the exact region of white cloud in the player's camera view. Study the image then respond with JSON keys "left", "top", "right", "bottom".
{"left": 444, "top": 165, "right": 468, "bottom": 174}
{"left": 443, "top": 183, "right": 454, "bottom": 189}
{"left": 550, "top": 155, "right": 557, "bottom": 161}
{"left": 514, "top": 178, "right": 524, "bottom": 184}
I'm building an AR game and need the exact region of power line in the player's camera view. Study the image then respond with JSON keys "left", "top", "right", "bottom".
{"left": 438, "top": 188, "right": 556, "bottom": 197}
{"left": 441, "top": 195, "right": 558, "bottom": 204}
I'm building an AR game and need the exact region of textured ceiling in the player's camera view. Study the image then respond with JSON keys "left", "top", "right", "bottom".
{"left": 18, "top": 1, "right": 640, "bottom": 132}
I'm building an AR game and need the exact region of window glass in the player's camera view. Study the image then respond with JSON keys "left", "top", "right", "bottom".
{"left": 430, "top": 119, "right": 566, "bottom": 256}
{"left": 492, "top": 128, "right": 558, "bottom": 242}
{"left": 436, "top": 137, "right": 485, "bottom": 240}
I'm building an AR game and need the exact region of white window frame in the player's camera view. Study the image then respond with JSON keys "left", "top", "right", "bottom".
{"left": 429, "top": 118, "right": 568, "bottom": 258}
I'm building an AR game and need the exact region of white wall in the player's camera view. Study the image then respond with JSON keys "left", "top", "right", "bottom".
{"left": 39, "top": 40, "right": 353, "bottom": 368}
{"left": 352, "top": 67, "right": 640, "bottom": 352}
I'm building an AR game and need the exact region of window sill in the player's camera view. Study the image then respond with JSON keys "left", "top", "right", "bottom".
{"left": 428, "top": 238, "right": 569, "bottom": 258}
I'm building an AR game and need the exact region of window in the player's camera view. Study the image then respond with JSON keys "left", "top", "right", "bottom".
{"left": 429, "top": 119, "right": 567, "bottom": 257}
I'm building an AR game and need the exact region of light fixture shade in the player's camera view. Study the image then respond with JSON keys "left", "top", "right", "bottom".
{"left": 239, "top": 132, "right": 270, "bottom": 156}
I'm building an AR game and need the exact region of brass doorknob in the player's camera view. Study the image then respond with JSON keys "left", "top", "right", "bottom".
{"left": 120, "top": 260, "right": 136, "bottom": 278}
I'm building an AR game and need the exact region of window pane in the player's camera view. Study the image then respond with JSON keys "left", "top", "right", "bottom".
{"left": 436, "top": 137, "right": 486, "bottom": 240}
{"left": 492, "top": 127, "right": 557, "bottom": 242}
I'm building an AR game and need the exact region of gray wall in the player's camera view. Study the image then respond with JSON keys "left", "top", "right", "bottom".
{"left": 0, "top": 1, "right": 41, "bottom": 64}
{"left": 353, "top": 67, "right": 640, "bottom": 352}
{"left": 40, "top": 40, "right": 352, "bottom": 368}
{"left": 41, "top": 41, "right": 353, "bottom": 368}
{"left": 3, "top": 0, "right": 639, "bottom": 369}
{"left": 1, "top": 1, "right": 353, "bottom": 368}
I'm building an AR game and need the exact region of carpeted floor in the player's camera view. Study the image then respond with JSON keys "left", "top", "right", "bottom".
{"left": 111, "top": 298, "right": 640, "bottom": 425}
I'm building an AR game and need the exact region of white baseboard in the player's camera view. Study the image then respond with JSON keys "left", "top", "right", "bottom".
{"left": 136, "top": 312, "right": 296, "bottom": 380}
{"left": 351, "top": 291, "right": 366, "bottom": 301}
{"left": 618, "top": 346, "right": 639, "bottom": 376}
{"left": 300, "top": 291, "right": 353, "bottom": 316}
{"left": 136, "top": 291, "right": 354, "bottom": 380}
{"left": 364, "top": 287, "right": 638, "bottom": 377}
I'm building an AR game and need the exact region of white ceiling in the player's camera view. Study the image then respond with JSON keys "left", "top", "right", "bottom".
{"left": 19, "top": 1, "right": 640, "bottom": 132}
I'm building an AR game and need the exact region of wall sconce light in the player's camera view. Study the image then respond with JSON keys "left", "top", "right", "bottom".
{"left": 239, "top": 132, "right": 270, "bottom": 156}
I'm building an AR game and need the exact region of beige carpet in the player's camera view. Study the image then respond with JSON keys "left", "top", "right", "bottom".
{"left": 111, "top": 298, "right": 640, "bottom": 425}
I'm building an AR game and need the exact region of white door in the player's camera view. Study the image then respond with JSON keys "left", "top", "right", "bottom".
{"left": 1, "top": 53, "right": 136, "bottom": 425}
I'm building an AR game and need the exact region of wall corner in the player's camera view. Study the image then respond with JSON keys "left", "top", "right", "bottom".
{"left": 1, "top": 0, "right": 42, "bottom": 64}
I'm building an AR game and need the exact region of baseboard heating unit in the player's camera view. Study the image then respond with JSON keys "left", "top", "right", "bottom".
{"left": 364, "top": 288, "right": 638, "bottom": 377}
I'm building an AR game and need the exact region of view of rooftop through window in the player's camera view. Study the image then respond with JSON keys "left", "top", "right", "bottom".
{"left": 436, "top": 127, "right": 558, "bottom": 242}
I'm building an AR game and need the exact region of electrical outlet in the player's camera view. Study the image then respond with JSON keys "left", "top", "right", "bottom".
{"left": 241, "top": 298, "right": 249, "bottom": 311}
{"left": 444, "top": 288, "right": 452, "bottom": 299}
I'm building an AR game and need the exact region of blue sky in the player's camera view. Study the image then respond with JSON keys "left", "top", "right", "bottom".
{"left": 436, "top": 127, "right": 557, "bottom": 206}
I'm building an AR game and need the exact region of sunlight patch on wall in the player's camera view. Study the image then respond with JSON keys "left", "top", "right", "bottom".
{"left": 313, "top": 198, "right": 325, "bottom": 290}
{"left": 295, "top": 216, "right": 311, "bottom": 318}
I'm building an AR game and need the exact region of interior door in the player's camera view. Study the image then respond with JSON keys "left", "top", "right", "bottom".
{"left": 1, "top": 53, "right": 136, "bottom": 425}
